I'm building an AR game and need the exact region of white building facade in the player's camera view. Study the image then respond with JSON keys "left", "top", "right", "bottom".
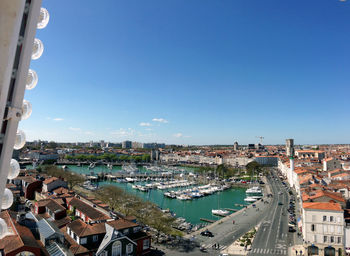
{"left": 302, "top": 202, "right": 345, "bottom": 256}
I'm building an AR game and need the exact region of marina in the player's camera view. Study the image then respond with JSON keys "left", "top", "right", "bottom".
{"left": 61, "top": 164, "right": 248, "bottom": 225}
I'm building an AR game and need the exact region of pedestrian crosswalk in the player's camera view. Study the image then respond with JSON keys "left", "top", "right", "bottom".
{"left": 202, "top": 243, "right": 227, "bottom": 251}
{"left": 249, "top": 248, "right": 287, "bottom": 255}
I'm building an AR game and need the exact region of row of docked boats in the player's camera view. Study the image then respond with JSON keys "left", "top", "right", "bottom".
{"left": 244, "top": 186, "right": 263, "bottom": 203}
{"left": 131, "top": 180, "right": 195, "bottom": 192}
{"left": 164, "top": 184, "right": 230, "bottom": 200}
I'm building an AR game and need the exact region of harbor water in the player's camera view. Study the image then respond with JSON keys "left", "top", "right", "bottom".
{"left": 40, "top": 164, "right": 248, "bottom": 225}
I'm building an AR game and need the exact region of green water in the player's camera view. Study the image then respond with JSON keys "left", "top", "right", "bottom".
{"left": 35, "top": 164, "right": 247, "bottom": 225}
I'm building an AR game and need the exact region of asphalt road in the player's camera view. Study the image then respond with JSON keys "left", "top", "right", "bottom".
{"left": 156, "top": 169, "right": 285, "bottom": 256}
{"left": 189, "top": 173, "right": 277, "bottom": 255}
{"left": 248, "top": 169, "right": 292, "bottom": 255}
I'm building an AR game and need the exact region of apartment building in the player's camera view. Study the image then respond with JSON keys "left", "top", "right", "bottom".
{"left": 302, "top": 202, "right": 344, "bottom": 256}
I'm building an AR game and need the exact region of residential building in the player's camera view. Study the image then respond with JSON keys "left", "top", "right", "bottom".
{"left": 302, "top": 202, "right": 344, "bottom": 256}
{"left": 296, "top": 150, "right": 325, "bottom": 161}
{"left": 122, "top": 141, "right": 132, "bottom": 149}
{"left": 324, "top": 158, "right": 342, "bottom": 172}
{"left": 66, "top": 219, "right": 106, "bottom": 254}
{"left": 96, "top": 223, "right": 137, "bottom": 256}
{"left": 67, "top": 197, "right": 110, "bottom": 223}
{"left": 11, "top": 175, "right": 42, "bottom": 200}
{"left": 42, "top": 177, "right": 68, "bottom": 192}
{"left": 0, "top": 211, "right": 45, "bottom": 256}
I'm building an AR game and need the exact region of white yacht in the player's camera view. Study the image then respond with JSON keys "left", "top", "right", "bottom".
{"left": 244, "top": 197, "right": 257, "bottom": 202}
{"left": 246, "top": 186, "right": 262, "bottom": 195}
{"left": 212, "top": 209, "right": 229, "bottom": 216}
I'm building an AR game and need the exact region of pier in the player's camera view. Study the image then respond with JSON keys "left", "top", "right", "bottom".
{"left": 200, "top": 218, "right": 216, "bottom": 223}
{"left": 224, "top": 208, "right": 238, "bottom": 212}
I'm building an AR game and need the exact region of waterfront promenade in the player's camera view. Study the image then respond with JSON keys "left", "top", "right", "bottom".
{"left": 248, "top": 168, "right": 290, "bottom": 255}
{"left": 156, "top": 172, "right": 275, "bottom": 255}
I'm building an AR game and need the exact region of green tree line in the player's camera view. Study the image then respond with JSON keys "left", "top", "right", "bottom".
{"left": 95, "top": 185, "right": 179, "bottom": 236}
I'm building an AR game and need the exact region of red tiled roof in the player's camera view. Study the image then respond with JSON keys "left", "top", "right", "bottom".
{"left": 43, "top": 177, "right": 59, "bottom": 185}
{"left": 303, "top": 202, "right": 342, "bottom": 211}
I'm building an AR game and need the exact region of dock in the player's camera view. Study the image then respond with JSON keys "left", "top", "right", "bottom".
{"left": 200, "top": 218, "right": 216, "bottom": 223}
{"left": 224, "top": 208, "right": 238, "bottom": 212}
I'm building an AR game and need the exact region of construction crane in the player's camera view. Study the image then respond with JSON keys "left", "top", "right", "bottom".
{"left": 256, "top": 136, "right": 264, "bottom": 145}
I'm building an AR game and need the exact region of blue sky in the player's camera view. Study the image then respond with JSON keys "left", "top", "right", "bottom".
{"left": 22, "top": 0, "right": 350, "bottom": 145}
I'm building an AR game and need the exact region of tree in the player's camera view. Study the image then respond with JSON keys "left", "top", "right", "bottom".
{"left": 245, "top": 161, "right": 262, "bottom": 175}
{"left": 41, "top": 165, "right": 85, "bottom": 189}
{"left": 142, "top": 154, "right": 150, "bottom": 162}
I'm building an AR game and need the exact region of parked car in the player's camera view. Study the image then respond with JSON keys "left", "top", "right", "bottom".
{"left": 200, "top": 230, "right": 214, "bottom": 237}
{"left": 288, "top": 226, "right": 296, "bottom": 232}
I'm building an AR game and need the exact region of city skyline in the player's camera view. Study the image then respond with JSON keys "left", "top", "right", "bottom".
{"left": 22, "top": 0, "right": 350, "bottom": 145}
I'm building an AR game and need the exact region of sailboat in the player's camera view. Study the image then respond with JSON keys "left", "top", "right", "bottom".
{"left": 212, "top": 182, "right": 229, "bottom": 217}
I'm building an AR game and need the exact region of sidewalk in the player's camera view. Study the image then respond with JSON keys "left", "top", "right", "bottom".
{"left": 289, "top": 244, "right": 306, "bottom": 256}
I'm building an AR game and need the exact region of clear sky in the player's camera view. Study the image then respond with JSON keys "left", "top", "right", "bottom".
{"left": 22, "top": 0, "right": 350, "bottom": 145}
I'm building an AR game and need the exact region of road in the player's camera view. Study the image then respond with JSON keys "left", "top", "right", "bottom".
{"left": 156, "top": 169, "right": 287, "bottom": 256}
{"left": 248, "top": 168, "right": 292, "bottom": 255}
{"left": 188, "top": 173, "right": 277, "bottom": 255}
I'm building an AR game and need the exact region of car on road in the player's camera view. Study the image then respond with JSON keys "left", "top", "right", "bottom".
{"left": 200, "top": 230, "right": 214, "bottom": 237}
{"left": 278, "top": 202, "right": 283, "bottom": 205}
{"left": 288, "top": 226, "right": 296, "bottom": 232}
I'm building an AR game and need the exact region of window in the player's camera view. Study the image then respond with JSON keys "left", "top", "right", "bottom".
{"left": 337, "top": 226, "right": 342, "bottom": 234}
{"left": 330, "top": 236, "right": 334, "bottom": 243}
{"left": 127, "top": 243, "right": 133, "bottom": 254}
{"left": 312, "top": 215, "right": 316, "bottom": 222}
{"left": 323, "top": 236, "right": 327, "bottom": 243}
{"left": 338, "top": 237, "right": 341, "bottom": 244}
{"left": 80, "top": 237, "right": 87, "bottom": 245}
{"left": 81, "top": 213, "right": 85, "bottom": 220}
{"left": 323, "top": 225, "right": 328, "bottom": 233}
{"left": 143, "top": 239, "right": 150, "bottom": 250}
{"left": 311, "top": 224, "right": 315, "bottom": 231}
{"left": 93, "top": 235, "right": 98, "bottom": 242}
{"left": 323, "top": 216, "right": 327, "bottom": 222}
{"left": 337, "top": 217, "right": 341, "bottom": 223}
{"left": 101, "top": 251, "right": 107, "bottom": 256}
{"left": 313, "top": 235, "right": 317, "bottom": 243}
{"left": 112, "top": 241, "right": 122, "bottom": 256}
{"left": 123, "top": 228, "right": 129, "bottom": 235}
{"left": 330, "top": 225, "right": 334, "bottom": 233}
{"left": 330, "top": 216, "right": 334, "bottom": 222}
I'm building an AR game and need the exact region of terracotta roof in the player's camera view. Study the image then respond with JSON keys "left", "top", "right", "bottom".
{"left": 36, "top": 199, "right": 66, "bottom": 212}
{"left": 53, "top": 216, "right": 72, "bottom": 228}
{"left": 61, "top": 226, "right": 89, "bottom": 255}
{"left": 43, "top": 177, "right": 59, "bottom": 185}
{"left": 0, "top": 211, "right": 41, "bottom": 254}
{"left": 68, "top": 197, "right": 109, "bottom": 221}
{"left": 303, "top": 202, "right": 342, "bottom": 211}
{"left": 107, "top": 218, "right": 139, "bottom": 231}
{"left": 67, "top": 219, "right": 106, "bottom": 237}
{"left": 19, "top": 175, "right": 37, "bottom": 184}
{"left": 52, "top": 187, "right": 71, "bottom": 195}
{"left": 302, "top": 190, "right": 345, "bottom": 203}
